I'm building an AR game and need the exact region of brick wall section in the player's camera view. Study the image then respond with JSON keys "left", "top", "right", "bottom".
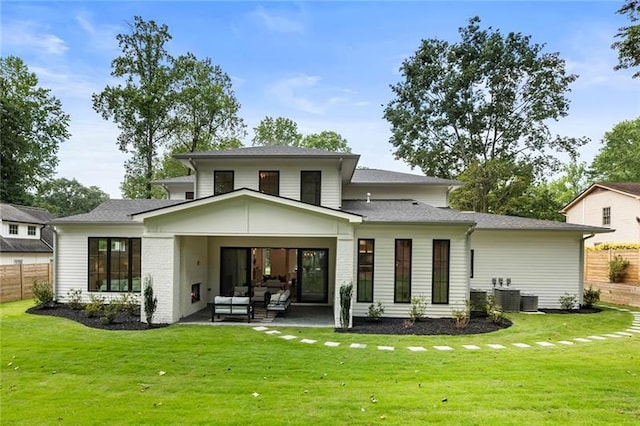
{"left": 142, "top": 236, "right": 176, "bottom": 324}
{"left": 334, "top": 236, "right": 354, "bottom": 328}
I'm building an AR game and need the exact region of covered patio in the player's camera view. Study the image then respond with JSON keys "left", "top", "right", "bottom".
{"left": 179, "top": 304, "right": 335, "bottom": 328}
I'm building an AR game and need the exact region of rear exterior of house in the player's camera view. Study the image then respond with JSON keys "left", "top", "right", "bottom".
{"left": 51, "top": 146, "right": 609, "bottom": 325}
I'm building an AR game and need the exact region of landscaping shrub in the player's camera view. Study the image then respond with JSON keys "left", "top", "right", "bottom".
{"left": 116, "top": 293, "right": 140, "bottom": 316}
{"left": 484, "top": 295, "right": 505, "bottom": 324}
{"left": 85, "top": 294, "right": 105, "bottom": 318}
{"left": 32, "top": 279, "right": 54, "bottom": 308}
{"left": 367, "top": 300, "right": 385, "bottom": 321}
{"left": 409, "top": 296, "right": 427, "bottom": 322}
{"left": 143, "top": 275, "right": 158, "bottom": 326}
{"left": 608, "top": 255, "right": 630, "bottom": 283}
{"left": 339, "top": 282, "right": 353, "bottom": 329}
{"left": 559, "top": 293, "right": 577, "bottom": 310}
{"left": 66, "top": 289, "right": 83, "bottom": 310}
{"left": 582, "top": 286, "right": 601, "bottom": 309}
{"left": 100, "top": 302, "right": 120, "bottom": 325}
{"left": 452, "top": 300, "right": 471, "bottom": 329}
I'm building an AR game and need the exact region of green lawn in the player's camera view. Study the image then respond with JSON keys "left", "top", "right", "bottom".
{"left": 1, "top": 300, "right": 639, "bottom": 425}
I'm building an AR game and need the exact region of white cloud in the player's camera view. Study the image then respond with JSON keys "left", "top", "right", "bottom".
{"left": 2, "top": 20, "right": 68, "bottom": 55}
{"left": 251, "top": 6, "right": 305, "bottom": 33}
{"left": 75, "top": 12, "right": 96, "bottom": 35}
{"left": 268, "top": 74, "right": 325, "bottom": 115}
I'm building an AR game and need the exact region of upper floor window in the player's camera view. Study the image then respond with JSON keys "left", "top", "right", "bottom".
{"left": 9, "top": 224, "right": 18, "bottom": 235}
{"left": 185, "top": 191, "right": 194, "bottom": 200}
{"left": 214, "top": 171, "right": 234, "bottom": 195}
{"left": 28, "top": 226, "right": 36, "bottom": 236}
{"left": 300, "top": 171, "right": 321, "bottom": 205}
{"left": 602, "top": 207, "right": 611, "bottom": 226}
{"left": 259, "top": 171, "right": 279, "bottom": 196}
{"left": 394, "top": 239, "right": 412, "bottom": 303}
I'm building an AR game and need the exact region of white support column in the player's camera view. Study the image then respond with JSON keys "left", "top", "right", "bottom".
{"left": 142, "top": 235, "right": 178, "bottom": 324}
{"left": 334, "top": 236, "right": 355, "bottom": 328}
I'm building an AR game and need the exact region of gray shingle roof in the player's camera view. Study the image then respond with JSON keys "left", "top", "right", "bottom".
{"left": 152, "top": 175, "right": 195, "bottom": 185}
{"left": 174, "top": 145, "right": 360, "bottom": 159}
{"left": 351, "top": 169, "right": 462, "bottom": 186}
{"left": 0, "top": 204, "right": 54, "bottom": 253}
{"left": 459, "top": 211, "right": 612, "bottom": 232}
{"left": 50, "top": 199, "right": 185, "bottom": 224}
{"left": 341, "top": 200, "right": 474, "bottom": 224}
{"left": 0, "top": 204, "right": 53, "bottom": 224}
{"left": 596, "top": 182, "right": 640, "bottom": 197}
{"left": 0, "top": 238, "right": 52, "bottom": 253}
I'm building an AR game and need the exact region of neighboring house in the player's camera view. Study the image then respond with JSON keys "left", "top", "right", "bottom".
{"left": 561, "top": 182, "right": 640, "bottom": 246}
{"left": 0, "top": 204, "right": 54, "bottom": 265}
{"left": 50, "top": 146, "right": 610, "bottom": 325}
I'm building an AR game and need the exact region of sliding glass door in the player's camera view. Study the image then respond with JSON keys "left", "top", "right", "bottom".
{"left": 220, "top": 248, "right": 251, "bottom": 297}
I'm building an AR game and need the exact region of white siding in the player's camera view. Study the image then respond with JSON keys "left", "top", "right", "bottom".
{"left": 352, "top": 224, "right": 470, "bottom": 319}
{"left": 565, "top": 188, "right": 640, "bottom": 245}
{"left": 0, "top": 253, "right": 52, "bottom": 265}
{"left": 470, "top": 230, "right": 583, "bottom": 309}
{"left": 342, "top": 185, "right": 449, "bottom": 207}
{"left": 0, "top": 221, "right": 42, "bottom": 239}
{"left": 142, "top": 236, "right": 179, "bottom": 323}
{"left": 194, "top": 159, "right": 342, "bottom": 208}
{"left": 53, "top": 225, "right": 143, "bottom": 304}
{"left": 178, "top": 236, "right": 209, "bottom": 318}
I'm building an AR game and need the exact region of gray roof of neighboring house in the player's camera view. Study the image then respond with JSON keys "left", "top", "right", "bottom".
{"left": 152, "top": 175, "right": 195, "bottom": 185}
{"left": 598, "top": 182, "right": 640, "bottom": 197}
{"left": 174, "top": 145, "right": 360, "bottom": 159}
{"left": 50, "top": 199, "right": 184, "bottom": 224}
{"left": 350, "top": 169, "right": 462, "bottom": 186}
{"left": 341, "top": 200, "right": 474, "bottom": 224}
{"left": 0, "top": 204, "right": 55, "bottom": 253}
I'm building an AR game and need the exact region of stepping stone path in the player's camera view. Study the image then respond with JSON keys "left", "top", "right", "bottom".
{"left": 252, "top": 307, "right": 639, "bottom": 353}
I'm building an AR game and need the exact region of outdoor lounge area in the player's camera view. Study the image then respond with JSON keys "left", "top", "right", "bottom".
{"left": 183, "top": 304, "right": 334, "bottom": 327}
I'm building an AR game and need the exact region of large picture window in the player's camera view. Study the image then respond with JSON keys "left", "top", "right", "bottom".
{"left": 357, "top": 239, "right": 374, "bottom": 302}
{"left": 214, "top": 171, "right": 234, "bottom": 195}
{"left": 432, "top": 240, "right": 450, "bottom": 304}
{"left": 88, "top": 237, "right": 141, "bottom": 293}
{"left": 300, "top": 171, "right": 321, "bottom": 205}
{"left": 394, "top": 239, "right": 411, "bottom": 303}
{"left": 259, "top": 171, "right": 279, "bottom": 196}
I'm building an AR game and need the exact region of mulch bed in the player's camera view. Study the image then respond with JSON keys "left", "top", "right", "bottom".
{"left": 539, "top": 307, "right": 601, "bottom": 314}
{"left": 26, "top": 303, "right": 168, "bottom": 331}
{"left": 342, "top": 316, "right": 513, "bottom": 335}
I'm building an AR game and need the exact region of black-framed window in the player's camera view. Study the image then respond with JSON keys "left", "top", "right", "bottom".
{"left": 432, "top": 240, "right": 450, "bottom": 304}
{"left": 185, "top": 191, "right": 194, "bottom": 200}
{"left": 28, "top": 226, "right": 36, "bottom": 236}
{"left": 214, "top": 171, "right": 234, "bottom": 195}
{"left": 602, "top": 207, "right": 611, "bottom": 226}
{"left": 357, "top": 239, "right": 374, "bottom": 303}
{"left": 300, "top": 171, "right": 321, "bottom": 205}
{"left": 394, "top": 239, "right": 411, "bottom": 303}
{"left": 88, "top": 237, "right": 141, "bottom": 293}
{"left": 9, "top": 224, "right": 18, "bottom": 235}
{"left": 470, "top": 249, "right": 474, "bottom": 278}
{"left": 259, "top": 171, "right": 279, "bottom": 196}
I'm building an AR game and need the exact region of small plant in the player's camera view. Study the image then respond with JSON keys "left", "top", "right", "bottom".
{"left": 559, "top": 293, "right": 577, "bottom": 310}
{"left": 409, "top": 296, "right": 427, "bottom": 323}
{"left": 452, "top": 300, "right": 471, "bottom": 329}
{"left": 608, "top": 255, "right": 630, "bottom": 283}
{"left": 367, "top": 300, "right": 385, "bottom": 321}
{"left": 32, "top": 279, "right": 54, "bottom": 308}
{"left": 84, "top": 294, "right": 105, "bottom": 318}
{"left": 116, "top": 293, "right": 140, "bottom": 316}
{"left": 143, "top": 275, "right": 158, "bottom": 326}
{"left": 66, "top": 289, "right": 83, "bottom": 310}
{"left": 402, "top": 319, "right": 414, "bottom": 329}
{"left": 582, "top": 286, "right": 601, "bottom": 309}
{"left": 100, "top": 302, "right": 119, "bottom": 325}
{"left": 339, "top": 282, "right": 353, "bottom": 329}
{"left": 484, "top": 295, "right": 505, "bottom": 325}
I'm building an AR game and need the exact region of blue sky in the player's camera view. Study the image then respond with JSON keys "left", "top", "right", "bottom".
{"left": 2, "top": 1, "right": 639, "bottom": 198}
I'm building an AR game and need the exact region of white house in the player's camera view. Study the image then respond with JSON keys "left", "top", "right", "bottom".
{"left": 561, "top": 182, "right": 640, "bottom": 246}
{"left": 0, "top": 203, "right": 54, "bottom": 265}
{"left": 50, "top": 146, "right": 610, "bottom": 325}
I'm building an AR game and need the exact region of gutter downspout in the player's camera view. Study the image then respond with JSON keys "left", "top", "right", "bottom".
{"left": 465, "top": 225, "right": 477, "bottom": 297}
{"left": 52, "top": 226, "right": 58, "bottom": 302}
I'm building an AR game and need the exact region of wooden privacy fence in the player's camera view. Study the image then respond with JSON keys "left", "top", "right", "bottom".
{"left": 584, "top": 248, "right": 640, "bottom": 308}
{"left": 0, "top": 263, "right": 53, "bottom": 303}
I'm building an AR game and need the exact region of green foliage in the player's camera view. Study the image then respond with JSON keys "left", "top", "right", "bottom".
{"left": 452, "top": 300, "right": 471, "bottom": 329}
{"left": 252, "top": 116, "right": 302, "bottom": 146}
{"left": 100, "top": 302, "right": 120, "bottom": 325}
{"left": 588, "top": 243, "right": 640, "bottom": 250}
{"left": 34, "top": 178, "right": 109, "bottom": 218}
{"left": 85, "top": 294, "right": 105, "bottom": 318}
{"left": 559, "top": 293, "right": 577, "bottom": 310}
{"left": 116, "top": 293, "right": 140, "bottom": 316}
{"left": 301, "top": 131, "right": 351, "bottom": 152}
{"left": 582, "top": 286, "right": 601, "bottom": 309}
{"left": 143, "top": 275, "right": 158, "bottom": 325}
{"left": 367, "top": 300, "right": 385, "bottom": 321}
{"left": 384, "top": 16, "right": 586, "bottom": 213}
{"left": 0, "top": 56, "right": 70, "bottom": 204}
{"left": 612, "top": 0, "right": 640, "bottom": 78}
{"left": 339, "top": 282, "right": 353, "bottom": 329}
{"left": 609, "top": 255, "right": 630, "bottom": 283}
{"left": 409, "top": 296, "right": 427, "bottom": 322}
{"left": 590, "top": 117, "right": 640, "bottom": 182}
{"left": 66, "top": 289, "right": 83, "bottom": 310}
{"left": 32, "top": 279, "right": 54, "bottom": 308}
{"left": 484, "top": 295, "right": 506, "bottom": 324}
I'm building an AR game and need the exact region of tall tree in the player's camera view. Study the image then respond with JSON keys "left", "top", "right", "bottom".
{"left": 35, "top": 178, "right": 109, "bottom": 218}
{"left": 252, "top": 116, "right": 302, "bottom": 146}
{"left": 590, "top": 117, "right": 640, "bottom": 182}
{"left": 384, "top": 17, "right": 587, "bottom": 213}
{"left": 92, "top": 16, "right": 175, "bottom": 199}
{"left": 301, "top": 131, "right": 351, "bottom": 152}
{"left": 0, "top": 56, "right": 70, "bottom": 204}
{"left": 613, "top": 0, "right": 640, "bottom": 78}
